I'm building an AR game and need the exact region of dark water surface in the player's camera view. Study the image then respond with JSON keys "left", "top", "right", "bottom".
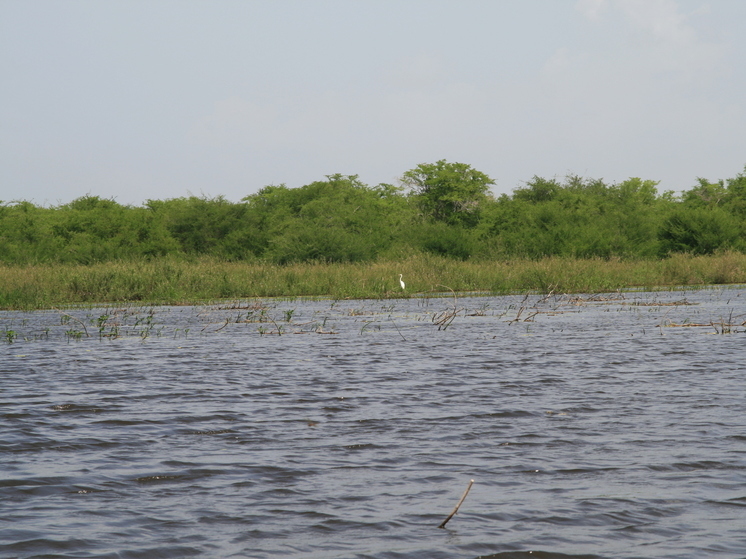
{"left": 2, "top": 289, "right": 745, "bottom": 558}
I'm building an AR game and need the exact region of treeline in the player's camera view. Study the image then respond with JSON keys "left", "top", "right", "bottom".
{"left": 2, "top": 160, "right": 745, "bottom": 265}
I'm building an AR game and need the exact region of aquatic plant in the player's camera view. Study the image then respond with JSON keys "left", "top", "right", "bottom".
{"left": 65, "top": 329, "right": 84, "bottom": 341}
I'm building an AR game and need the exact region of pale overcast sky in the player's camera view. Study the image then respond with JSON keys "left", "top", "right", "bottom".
{"left": 1, "top": 0, "right": 745, "bottom": 206}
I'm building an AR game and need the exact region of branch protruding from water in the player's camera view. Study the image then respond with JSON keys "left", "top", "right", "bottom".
{"left": 438, "top": 478, "right": 474, "bottom": 529}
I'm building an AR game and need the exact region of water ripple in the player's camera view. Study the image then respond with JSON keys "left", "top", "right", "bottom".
{"left": 1, "top": 289, "right": 746, "bottom": 558}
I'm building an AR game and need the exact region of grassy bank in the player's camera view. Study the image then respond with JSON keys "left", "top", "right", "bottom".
{"left": 1, "top": 252, "right": 745, "bottom": 310}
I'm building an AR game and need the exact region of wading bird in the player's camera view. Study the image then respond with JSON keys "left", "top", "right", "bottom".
{"left": 399, "top": 274, "right": 406, "bottom": 290}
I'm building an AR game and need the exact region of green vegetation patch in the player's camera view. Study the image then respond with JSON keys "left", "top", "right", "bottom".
{"left": 3, "top": 160, "right": 746, "bottom": 309}
{"left": 2, "top": 252, "right": 746, "bottom": 310}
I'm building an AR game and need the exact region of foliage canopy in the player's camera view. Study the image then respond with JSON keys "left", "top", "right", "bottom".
{"left": 2, "top": 163, "right": 746, "bottom": 265}
{"left": 401, "top": 159, "right": 494, "bottom": 227}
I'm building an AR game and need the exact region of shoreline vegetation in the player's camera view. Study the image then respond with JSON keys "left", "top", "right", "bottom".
{"left": 4, "top": 160, "right": 746, "bottom": 310}
{"left": 2, "top": 252, "right": 745, "bottom": 311}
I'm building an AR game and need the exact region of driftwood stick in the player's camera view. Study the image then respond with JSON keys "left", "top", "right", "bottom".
{"left": 438, "top": 479, "right": 474, "bottom": 529}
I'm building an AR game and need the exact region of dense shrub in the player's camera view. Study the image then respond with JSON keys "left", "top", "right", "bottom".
{"left": 2, "top": 163, "right": 746, "bottom": 264}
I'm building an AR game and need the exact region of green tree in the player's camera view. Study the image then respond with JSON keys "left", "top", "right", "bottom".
{"left": 47, "top": 195, "right": 180, "bottom": 263}
{"left": 149, "top": 195, "right": 259, "bottom": 259}
{"left": 480, "top": 175, "right": 668, "bottom": 259}
{"left": 659, "top": 206, "right": 742, "bottom": 255}
{"left": 512, "top": 176, "right": 561, "bottom": 203}
{"left": 243, "top": 174, "right": 413, "bottom": 263}
{"left": 0, "top": 201, "right": 62, "bottom": 263}
{"left": 661, "top": 166, "right": 746, "bottom": 255}
{"left": 401, "top": 160, "right": 494, "bottom": 227}
{"left": 683, "top": 166, "right": 746, "bottom": 216}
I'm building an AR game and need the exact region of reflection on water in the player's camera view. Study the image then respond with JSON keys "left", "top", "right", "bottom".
{"left": 1, "top": 289, "right": 746, "bottom": 558}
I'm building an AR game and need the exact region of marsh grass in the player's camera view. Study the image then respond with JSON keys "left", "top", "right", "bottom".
{"left": 1, "top": 252, "right": 746, "bottom": 310}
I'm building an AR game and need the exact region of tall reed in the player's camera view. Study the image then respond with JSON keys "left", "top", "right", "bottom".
{"left": 1, "top": 252, "right": 745, "bottom": 310}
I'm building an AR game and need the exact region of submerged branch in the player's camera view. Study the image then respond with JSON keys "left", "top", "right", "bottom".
{"left": 438, "top": 478, "right": 474, "bottom": 529}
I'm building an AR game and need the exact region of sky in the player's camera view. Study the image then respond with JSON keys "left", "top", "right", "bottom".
{"left": 1, "top": 0, "right": 745, "bottom": 206}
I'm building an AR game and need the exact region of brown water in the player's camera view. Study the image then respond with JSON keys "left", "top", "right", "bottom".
{"left": 1, "top": 289, "right": 745, "bottom": 558}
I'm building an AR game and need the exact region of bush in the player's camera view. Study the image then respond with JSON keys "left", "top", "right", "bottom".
{"left": 658, "top": 207, "right": 742, "bottom": 255}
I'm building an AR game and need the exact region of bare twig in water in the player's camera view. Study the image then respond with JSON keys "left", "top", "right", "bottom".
{"left": 536, "top": 286, "right": 557, "bottom": 304}
{"left": 436, "top": 284, "right": 458, "bottom": 306}
{"left": 214, "top": 318, "right": 230, "bottom": 333}
{"left": 53, "top": 308, "right": 90, "bottom": 337}
{"left": 438, "top": 479, "right": 474, "bottom": 529}
{"left": 508, "top": 305, "right": 542, "bottom": 324}
{"left": 432, "top": 285, "right": 462, "bottom": 330}
{"left": 390, "top": 318, "right": 407, "bottom": 341}
{"left": 507, "top": 292, "right": 532, "bottom": 325}
{"left": 267, "top": 315, "right": 283, "bottom": 336}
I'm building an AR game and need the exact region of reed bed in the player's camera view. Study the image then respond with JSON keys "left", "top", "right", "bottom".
{"left": 1, "top": 252, "right": 745, "bottom": 310}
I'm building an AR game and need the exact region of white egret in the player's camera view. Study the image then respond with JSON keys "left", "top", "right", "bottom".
{"left": 399, "top": 274, "right": 405, "bottom": 290}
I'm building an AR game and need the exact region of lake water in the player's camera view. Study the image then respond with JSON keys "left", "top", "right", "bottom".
{"left": 1, "top": 289, "right": 745, "bottom": 558}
